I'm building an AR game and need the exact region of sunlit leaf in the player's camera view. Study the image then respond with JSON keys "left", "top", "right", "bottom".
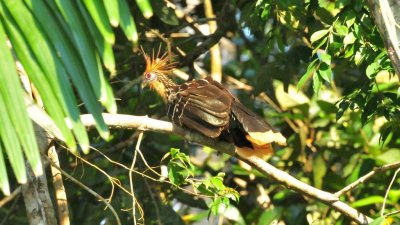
{"left": 2, "top": 0, "right": 77, "bottom": 150}
{"left": 377, "top": 149, "right": 400, "bottom": 164}
{"left": 334, "top": 24, "right": 348, "bottom": 36}
{"left": 77, "top": 1, "right": 116, "bottom": 73}
{"left": 351, "top": 196, "right": 384, "bottom": 208}
{"left": 0, "top": 143, "right": 9, "bottom": 195}
{"left": 24, "top": 0, "right": 108, "bottom": 149}
{"left": 369, "top": 217, "right": 385, "bottom": 225}
{"left": 0, "top": 2, "right": 42, "bottom": 178}
{"left": 310, "top": 29, "right": 329, "bottom": 43}
{"left": 136, "top": 0, "right": 153, "bottom": 19}
{"left": 313, "top": 154, "right": 327, "bottom": 188}
{"left": 297, "top": 59, "right": 319, "bottom": 91}
{"left": 103, "top": 0, "right": 119, "bottom": 26}
{"left": 118, "top": 0, "right": 138, "bottom": 46}
{"left": 82, "top": 0, "right": 115, "bottom": 44}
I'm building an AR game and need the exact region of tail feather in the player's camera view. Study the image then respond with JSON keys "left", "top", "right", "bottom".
{"left": 236, "top": 143, "right": 274, "bottom": 159}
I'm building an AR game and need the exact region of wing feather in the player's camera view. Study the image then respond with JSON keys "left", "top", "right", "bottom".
{"left": 167, "top": 78, "right": 232, "bottom": 137}
{"left": 231, "top": 100, "right": 286, "bottom": 146}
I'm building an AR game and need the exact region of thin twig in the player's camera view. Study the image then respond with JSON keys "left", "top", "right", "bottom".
{"left": 0, "top": 193, "right": 20, "bottom": 225}
{"left": 381, "top": 168, "right": 400, "bottom": 217}
{"left": 0, "top": 186, "right": 21, "bottom": 207}
{"left": 385, "top": 209, "right": 400, "bottom": 217}
{"left": 82, "top": 145, "right": 213, "bottom": 199}
{"left": 42, "top": 154, "right": 122, "bottom": 225}
{"left": 58, "top": 144, "right": 142, "bottom": 202}
{"left": 130, "top": 132, "right": 144, "bottom": 225}
{"left": 335, "top": 162, "right": 400, "bottom": 197}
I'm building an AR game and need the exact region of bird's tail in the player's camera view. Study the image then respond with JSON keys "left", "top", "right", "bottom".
{"left": 236, "top": 143, "right": 274, "bottom": 159}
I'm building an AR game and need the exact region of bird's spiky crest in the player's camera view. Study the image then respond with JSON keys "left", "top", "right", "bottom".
{"left": 140, "top": 45, "right": 176, "bottom": 77}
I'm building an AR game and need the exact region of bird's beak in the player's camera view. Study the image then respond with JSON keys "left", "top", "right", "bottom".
{"left": 141, "top": 80, "right": 149, "bottom": 89}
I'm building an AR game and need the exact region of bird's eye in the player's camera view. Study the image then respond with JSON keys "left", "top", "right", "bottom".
{"left": 145, "top": 72, "right": 156, "bottom": 81}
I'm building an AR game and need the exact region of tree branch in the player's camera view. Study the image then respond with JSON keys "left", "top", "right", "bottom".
{"left": 80, "top": 113, "right": 372, "bottom": 224}
{"left": 335, "top": 161, "right": 400, "bottom": 197}
{"left": 368, "top": 0, "right": 400, "bottom": 78}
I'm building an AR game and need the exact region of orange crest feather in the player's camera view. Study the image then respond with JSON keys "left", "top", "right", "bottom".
{"left": 140, "top": 46, "right": 176, "bottom": 77}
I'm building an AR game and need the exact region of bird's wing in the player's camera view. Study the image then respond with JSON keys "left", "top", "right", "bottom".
{"left": 231, "top": 100, "right": 286, "bottom": 146}
{"left": 168, "top": 78, "right": 232, "bottom": 138}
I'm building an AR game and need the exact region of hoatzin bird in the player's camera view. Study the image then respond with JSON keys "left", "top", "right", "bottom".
{"left": 141, "top": 48, "right": 286, "bottom": 158}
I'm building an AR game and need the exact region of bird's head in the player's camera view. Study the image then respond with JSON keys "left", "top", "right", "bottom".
{"left": 140, "top": 47, "right": 176, "bottom": 91}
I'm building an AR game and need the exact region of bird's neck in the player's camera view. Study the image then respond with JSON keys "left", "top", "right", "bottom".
{"left": 152, "top": 74, "right": 177, "bottom": 102}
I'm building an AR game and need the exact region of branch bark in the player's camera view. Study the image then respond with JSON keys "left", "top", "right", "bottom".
{"left": 368, "top": 0, "right": 400, "bottom": 78}
{"left": 80, "top": 113, "right": 372, "bottom": 224}
{"left": 21, "top": 123, "right": 57, "bottom": 225}
{"left": 48, "top": 145, "right": 70, "bottom": 225}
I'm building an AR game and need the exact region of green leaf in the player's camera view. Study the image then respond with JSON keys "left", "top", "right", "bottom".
{"left": 318, "top": 62, "right": 333, "bottom": 83}
{"left": 0, "top": 143, "right": 9, "bottom": 195}
{"left": 3, "top": 0, "right": 78, "bottom": 150}
{"left": 334, "top": 24, "right": 348, "bottom": 36}
{"left": 318, "top": 52, "right": 331, "bottom": 65}
{"left": 167, "top": 148, "right": 194, "bottom": 185}
{"left": 77, "top": 1, "right": 116, "bottom": 73}
{"left": 209, "top": 197, "right": 229, "bottom": 216}
{"left": 55, "top": 0, "right": 116, "bottom": 120}
{"left": 354, "top": 48, "right": 365, "bottom": 66}
{"left": 118, "top": 0, "right": 139, "bottom": 46}
{"left": 197, "top": 183, "right": 214, "bottom": 196}
{"left": 343, "top": 32, "right": 356, "bottom": 46}
{"left": 210, "top": 177, "right": 224, "bottom": 191}
{"left": 24, "top": 0, "right": 91, "bottom": 151}
{"left": 351, "top": 195, "right": 384, "bottom": 208}
{"left": 336, "top": 100, "right": 350, "bottom": 120}
{"left": 312, "top": 36, "right": 328, "bottom": 55}
{"left": 257, "top": 207, "right": 283, "bottom": 225}
{"left": 313, "top": 154, "right": 327, "bottom": 188}
{"left": 310, "top": 29, "right": 329, "bottom": 43}
{"left": 82, "top": 0, "right": 115, "bottom": 44}
{"left": 377, "top": 149, "right": 400, "bottom": 164}
{"left": 151, "top": 0, "right": 179, "bottom": 25}
{"left": 0, "top": 93, "right": 26, "bottom": 184}
{"left": 103, "top": 0, "right": 119, "bottom": 26}
{"left": 369, "top": 217, "right": 385, "bottom": 225}
{"left": 136, "top": 0, "right": 153, "bottom": 19}
{"left": 0, "top": 3, "right": 42, "bottom": 177}
{"left": 344, "top": 44, "right": 355, "bottom": 58}
{"left": 297, "top": 59, "right": 318, "bottom": 91}
{"left": 366, "top": 62, "right": 380, "bottom": 78}
{"left": 313, "top": 71, "right": 322, "bottom": 94}
{"left": 168, "top": 163, "right": 186, "bottom": 185}
{"left": 24, "top": 0, "right": 109, "bottom": 147}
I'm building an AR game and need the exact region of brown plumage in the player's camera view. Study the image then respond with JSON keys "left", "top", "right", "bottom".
{"left": 141, "top": 48, "right": 286, "bottom": 158}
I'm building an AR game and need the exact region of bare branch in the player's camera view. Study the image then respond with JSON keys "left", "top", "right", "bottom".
{"left": 368, "top": 0, "right": 400, "bottom": 78}
{"left": 0, "top": 187, "right": 21, "bottom": 208}
{"left": 130, "top": 132, "right": 144, "bottom": 225}
{"left": 381, "top": 167, "right": 400, "bottom": 217}
{"left": 80, "top": 113, "right": 372, "bottom": 224}
{"left": 335, "top": 161, "right": 400, "bottom": 197}
{"left": 48, "top": 145, "right": 70, "bottom": 225}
